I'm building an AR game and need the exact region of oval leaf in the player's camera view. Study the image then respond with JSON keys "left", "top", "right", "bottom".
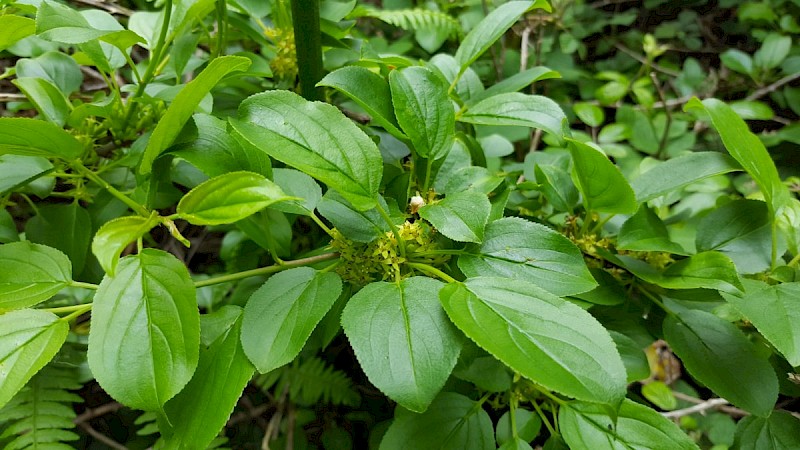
{"left": 91, "top": 214, "right": 160, "bottom": 276}
{"left": 25, "top": 203, "right": 92, "bottom": 274}
{"left": 722, "top": 280, "right": 800, "bottom": 367}
{"left": 0, "top": 118, "right": 84, "bottom": 159}
{"left": 177, "top": 171, "right": 294, "bottom": 225}
{"left": 631, "top": 152, "right": 741, "bottom": 202}
{"left": 685, "top": 98, "right": 790, "bottom": 215}
{"left": 0, "top": 309, "right": 69, "bottom": 408}
{"left": 88, "top": 249, "right": 200, "bottom": 411}
{"left": 139, "top": 55, "right": 252, "bottom": 174}
{"left": 241, "top": 268, "right": 342, "bottom": 374}
{"left": 389, "top": 66, "right": 455, "bottom": 160}
{"left": 663, "top": 309, "right": 778, "bottom": 417}
{"left": 460, "top": 93, "right": 566, "bottom": 140}
{"left": 419, "top": 189, "right": 490, "bottom": 243}
{"left": 317, "top": 66, "right": 405, "bottom": 138}
{"left": 696, "top": 199, "right": 774, "bottom": 273}
{"left": 734, "top": 411, "right": 800, "bottom": 450}
{"left": 232, "top": 90, "right": 383, "bottom": 211}
{"left": 457, "top": 217, "right": 597, "bottom": 297}
{"left": 380, "top": 392, "right": 494, "bottom": 450}
{"left": 0, "top": 241, "right": 72, "bottom": 310}
{"left": 342, "top": 278, "right": 463, "bottom": 413}
{"left": 568, "top": 139, "right": 637, "bottom": 214}
{"left": 160, "top": 306, "right": 255, "bottom": 450}
{"left": 454, "top": 1, "right": 542, "bottom": 71}
{"left": 440, "top": 277, "right": 627, "bottom": 406}
{"left": 559, "top": 399, "right": 699, "bottom": 450}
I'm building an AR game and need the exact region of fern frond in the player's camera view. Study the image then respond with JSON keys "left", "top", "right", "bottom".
{"left": 134, "top": 411, "right": 159, "bottom": 436}
{"left": 359, "top": 8, "right": 462, "bottom": 39}
{"left": 255, "top": 357, "right": 360, "bottom": 407}
{"left": 0, "top": 364, "right": 82, "bottom": 450}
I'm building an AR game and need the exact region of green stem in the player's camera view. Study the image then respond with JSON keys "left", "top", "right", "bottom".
{"left": 59, "top": 304, "right": 93, "bottom": 323}
{"left": 122, "top": 0, "right": 173, "bottom": 130}
{"left": 422, "top": 158, "right": 434, "bottom": 193}
{"left": 310, "top": 211, "right": 335, "bottom": 238}
{"left": 771, "top": 220, "right": 779, "bottom": 270}
{"left": 376, "top": 202, "right": 406, "bottom": 257}
{"left": 69, "top": 281, "right": 99, "bottom": 290}
{"left": 73, "top": 162, "right": 150, "bottom": 217}
{"left": 46, "top": 303, "right": 93, "bottom": 314}
{"left": 213, "top": 0, "right": 227, "bottom": 59}
{"left": 194, "top": 252, "right": 339, "bottom": 287}
{"left": 407, "top": 262, "right": 457, "bottom": 283}
{"left": 531, "top": 400, "right": 557, "bottom": 437}
{"left": 638, "top": 286, "right": 675, "bottom": 316}
{"left": 291, "top": 0, "right": 323, "bottom": 101}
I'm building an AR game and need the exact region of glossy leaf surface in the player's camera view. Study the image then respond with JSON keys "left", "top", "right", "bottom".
{"left": 342, "top": 278, "right": 462, "bottom": 412}
{"left": 88, "top": 249, "right": 200, "bottom": 411}
{"left": 0, "top": 118, "right": 84, "bottom": 159}
{"left": 419, "top": 190, "right": 490, "bottom": 243}
{"left": 177, "top": 171, "right": 294, "bottom": 225}
{"left": 241, "top": 268, "right": 342, "bottom": 373}
{"left": 568, "top": 139, "right": 637, "bottom": 214}
{"left": 0, "top": 309, "right": 68, "bottom": 409}
{"left": 440, "top": 278, "right": 626, "bottom": 406}
{"left": 631, "top": 152, "right": 740, "bottom": 202}
{"left": 460, "top": 93, "right": 566, "bottom": 139}
{"left": 0, "top": 242, "right": 72, "bottom": 310}
{"left": 91, "top": 214, "right": 160, "bottom": 276}
{"left": 458, "top": 217, "right": 597, "bottom": 297}
{"left": 663, "top": 309, "right": 778, "bottom": 417}
{"left": 233, "top": 90, "right": 383, "bottom": 211}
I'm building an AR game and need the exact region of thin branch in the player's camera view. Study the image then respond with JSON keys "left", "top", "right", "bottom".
{"left": 671, "top": 392, "right": 749, "bottom": 418}
{"left": 614, "top": 43, "right": 681, "bottom": 77}
{"left": 72, "top": 0, "right": 133, "bottom": 16}
{"left": 77, "top": 422, "right": 128, "bottom": 450}
{"left": 662, "top": 398, "right": 730, "bottom": 419}
{"left": 745, "top": 71, "right": 800, "bottom": 101}
{"left": 74, "top": 402, "right": 124, "bottom": 424}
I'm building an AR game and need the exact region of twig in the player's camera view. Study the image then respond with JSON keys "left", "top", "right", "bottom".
{"left": 77, "top": 422, "right": 128, "bottom": 450}
{"left": 74, "top": 402, "right": 124, "bottom": 424}
{"left": 614, "top": 43, "right": 681, "bottom": 77}
{"left": 745, "top": 72, "right": 800, "bottom": 101}
{"left": 662, "top": 398, "right": 731, "bottom": 419}
{"left": 671, "top": 392, "right": 749, "bottom": 418}
{"left": 520, "top": 26, "right": 531, "bottom": 73}
{"left": 650, "top": 71, "right": 671, "bottom": 158}
{"left": 0, "top": 93, "right": 27, "bottom": 102}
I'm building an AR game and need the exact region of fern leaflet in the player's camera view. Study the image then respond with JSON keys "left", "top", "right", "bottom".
{"left": 0, "top": 364, "right": 82, "bottom": 450}
{"left": 356, "top": 7, "right": 462, "bottom": 39}
{"left": 256, "top": 357, "right": 361, "bottom": 407}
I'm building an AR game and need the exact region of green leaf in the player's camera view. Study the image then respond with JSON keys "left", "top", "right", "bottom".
{"left": 568, "top": 139, "right": 637, "bottom": 214}
{"left": 466, "top": 66, "right": 560, "bottom": 106}
{"left": 460, "top": 93, "right": 566, "bottom": 139}
{"left": 25, "top": 203, "right": 91, "bottom": 274}
{"left": 0, "top": 242, "right": 72, "bottom": 311}
{"left": 0, "top": 210, "right": 18, "bottom": 244}
{"left": 317, "top": 190, "right": 390, "bottom": 243}
{"left": 454, "top": 1, "right": 546, "bottom": 71}
{"left": 722, "top": 280, "right": 800, "bottom": 367}
{"left": 0, "top": 155, "right": 54, "bottom": 195}
{"left": 139, "top": 55, "right": 252, "bottom": 175}
{"left": 12, "top": 78, "right": 70, "bottom": 126}
{"left": 88, "top": 249, "right": 200, "bottom": 411}
{"left": 91, "top": 214, "right": 160, "bottom": 276}
{"left": 241, "top": 268, "right": 342, "bottom": 373}
{"left": 631, "top": 152, "right": 741, "bottom": 202}
{"left": 617, "top": 206, "right": 686, "bottom": 254}
{"left": 342, "top": 278, "right": 462, "bottom": 413}
{"left": 16, "top": 52, "right": 83, "bottom": 96}
{"left": 534, "top": 164, "right": 579, "bottom": 213}
{"left": 458, "top": 217, "right": 597, "bottom": 297}
{"left": 389, "top": 66, "right": 454, "bottom": 160}
{"left": 440, "top": 278, "right": 627, "bottom": 406}
{"left": 0, "top": 118, "right": 84, "bottom": 159}
{"left": 663, "top": 309, "right": 778, "bottom": 417}
{"left": 419, "top": 190, "right": 490, "bottom": 243}
{"left": 317, "top": 66, "right": 405, "bottom": 138}
{"left": 641, "top": 381, "right": 677, "bottom": 410}
{"left": 573, "top": 102, "right": 604, "bottom": 127}
{"left": 0, "top": 15, "right": 35, "bottom": 52}
{"left": 177, "top": 171, "right": 294, "bottom": 225}
{"left": 0, "top": 309, "right": 69, "bottom": 409}
{"left": 559, "top": 399, "right": 699, "bottom": 450}
{"left": 720, "top": 49, "right": 753, "bottom": 75}
{"left": 685, "top": 98, "right": 790, "bottom": 216}
{"left": 496, "top": 409, "right": 542, "bottom": 445}
{"left": 232, "top": 90, "right": 383, "bottom": 211}
{"left": 734, "top": 411, "right": 800, "bottom": 449}
{"left": 159, "top": 306, "right": 255, "bottom": 450}
{"left": 609, "top": 331, "right": 650, "bottom": 383}
{"left": 380, "top": 392, "right": 494, "bottom": 450}
{"left": 696, "top": 199, "right": 774, "bottom": 273}
{"left": 754, "top": 33, "right": 792, "bottom": 70}
{"left": 270, "top": 168, "right": 323, "bottom": 216}
{"left": 615, "top": 252, "right": 743, "bottom": 294}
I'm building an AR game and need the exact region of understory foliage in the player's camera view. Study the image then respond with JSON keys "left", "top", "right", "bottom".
{"left": 1, "top": 0, "right": 800, "bottom": 448}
